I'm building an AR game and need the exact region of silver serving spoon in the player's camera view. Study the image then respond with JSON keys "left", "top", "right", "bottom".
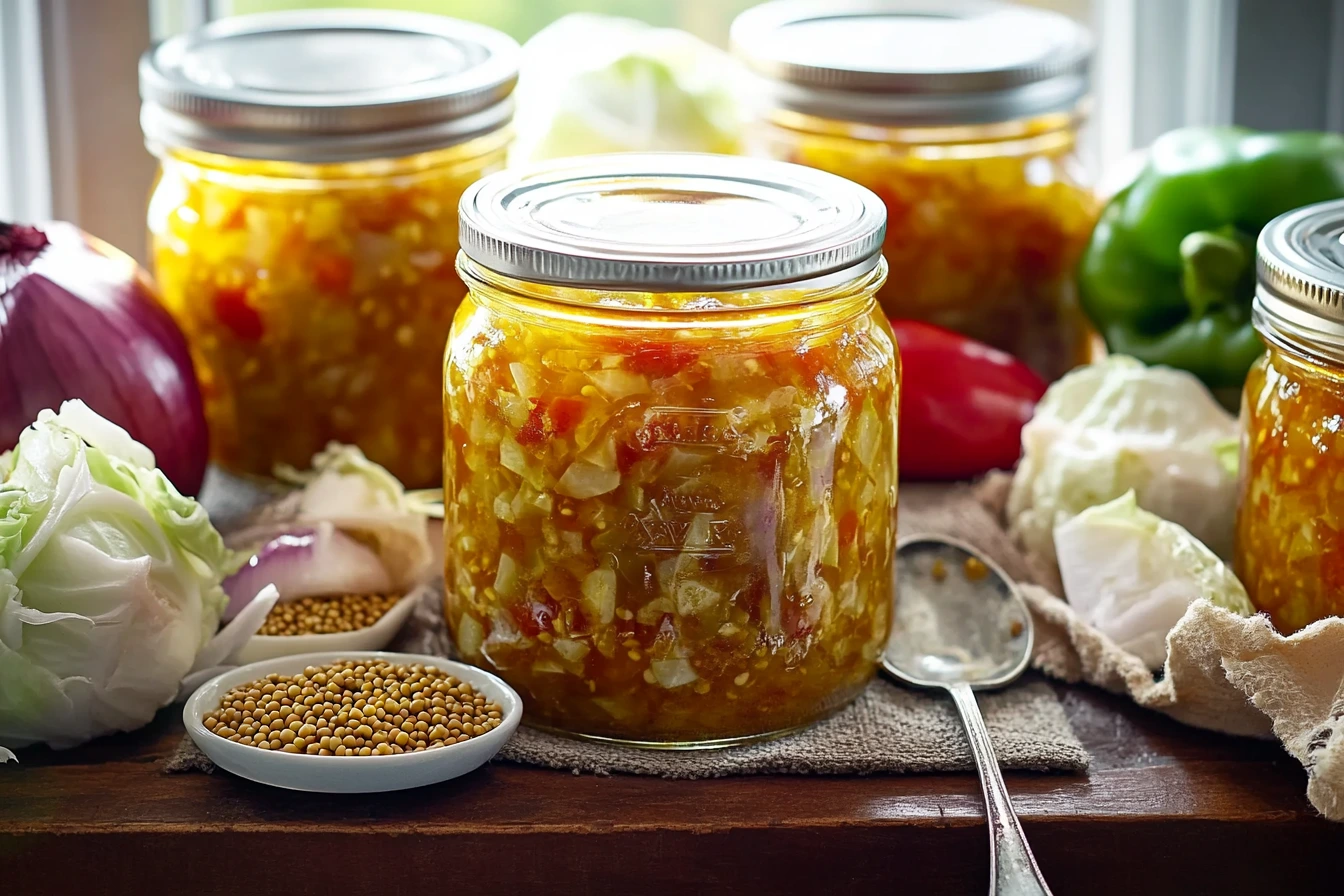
{"left": 882, "top": 536, "right": 1051, "bottom": 896}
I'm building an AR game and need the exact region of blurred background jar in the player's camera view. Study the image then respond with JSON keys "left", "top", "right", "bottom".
{"left": 732, "top": 0, "right": 1098, "bottom": 381}
{"left": 141, "top": 11, "right": 518, "bottom": 487}
{"left": 1236, "top": 200, "right": 1344, "bottom": 633}
{"left": 444, "top": 154, "right": 897, "bottom": 746}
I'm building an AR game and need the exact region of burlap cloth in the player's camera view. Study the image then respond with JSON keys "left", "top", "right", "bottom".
{"left": 166, "top": 475, "right": 1088, "bottom": 778}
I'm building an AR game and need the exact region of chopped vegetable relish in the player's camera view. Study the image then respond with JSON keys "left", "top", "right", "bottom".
{"left": 148, "top": 135, "right": 509, "bottom": 487}
{"left": 443, "top": 262, "right": 898, "bottom": 744}
{"left": 1236, "top": 345, "right": 1344, "bottom": 632}
{"left": 754, "top": 112, "right": 1098, "bottom": 381}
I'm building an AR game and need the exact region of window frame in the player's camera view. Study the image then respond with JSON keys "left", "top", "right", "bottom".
{"left": 0, "top": 0, "right": 53, "bottom": 223}
{"left": 0, "top": 0, "right": 156, "bottom": 261}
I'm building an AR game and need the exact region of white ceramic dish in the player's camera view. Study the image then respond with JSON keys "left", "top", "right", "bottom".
{"left": 232, "top": 591, "right": 420, "bottom": 666}
{"left": 184, "top": 651, "right": 521, "bottom": 793}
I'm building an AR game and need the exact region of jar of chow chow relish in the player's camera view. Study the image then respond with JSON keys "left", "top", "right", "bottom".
{"left": 1237, "top": 199, "right": 1344, "bottom": 633}
{"left": 444, "top": 153, "right": 898, "bottom": 747}
{"left": 140, "top": 11, "right": 518, "bottom": 487}
{"left": 732, "top": 0, "right": 1099, "bottom": 381}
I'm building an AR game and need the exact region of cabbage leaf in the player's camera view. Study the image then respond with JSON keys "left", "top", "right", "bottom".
{"left": 1055, "top": 491, "right": 1254, "bottom": 668}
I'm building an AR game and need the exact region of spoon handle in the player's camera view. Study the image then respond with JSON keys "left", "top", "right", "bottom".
{"left": 948, "top": 682, "right": 1053, "bottom": 896}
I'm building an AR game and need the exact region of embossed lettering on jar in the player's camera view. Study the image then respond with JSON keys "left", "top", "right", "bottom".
{"left": 1236, "top": 199, "right": 1344, "bottom": 632}
{"left": 443, "top": 154, "right": 899, "bottom": 747}
{"left": 732, "top": 0, "right": 1099, "bottom": 381}
{"left": 141, "top": 11, "right": 518, "bottom": 486}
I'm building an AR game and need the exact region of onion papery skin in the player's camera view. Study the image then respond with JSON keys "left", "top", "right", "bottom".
{"left": 222, "top": 524, "right": 394, "bottom": 621}
{"left": 0, "top": 221, "right": 208, "bottom": 494}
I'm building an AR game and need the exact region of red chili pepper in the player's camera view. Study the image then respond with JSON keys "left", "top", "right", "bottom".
{"left": 212, "top": 286, "right": 264, "bottom": 342}
{"left": 891, "top": 320, "right": 1047, "bottom": 480}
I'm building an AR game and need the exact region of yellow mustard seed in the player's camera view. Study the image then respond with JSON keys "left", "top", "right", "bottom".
{"left": 963, "top": 557, "right": 989, "bottom": 582}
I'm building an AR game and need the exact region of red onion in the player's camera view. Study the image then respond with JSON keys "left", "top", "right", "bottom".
{"left": 222, "top": 524, "right": 393, "bottom": 620}
{"left": 0, "top": 221, "right": 208, "bottom": 494}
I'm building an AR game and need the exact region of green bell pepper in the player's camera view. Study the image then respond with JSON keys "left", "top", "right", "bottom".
{"left": 1078, "top": 127, "right": 1344, "bottom": 395}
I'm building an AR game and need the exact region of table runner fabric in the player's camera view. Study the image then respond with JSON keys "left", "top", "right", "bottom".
{"left": 967, "top": 473, "right": 1344, "bottom": 822}
{"left": 166, "top": 473, "right": 1089, "bottom": 778}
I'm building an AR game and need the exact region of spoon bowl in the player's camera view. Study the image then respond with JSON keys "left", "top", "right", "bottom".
{"left": 882, "top": 534, "right": 1052, "bottom": 896}
{"left": 884, "top": 536, "right": 1033, "bottom": 690}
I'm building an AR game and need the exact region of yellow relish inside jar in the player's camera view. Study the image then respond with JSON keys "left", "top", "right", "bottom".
{"left": 732, "top": 0, "right": 1099, "bottom": 381}
{"left": 141, "top": 11, "right": 518, "bottom": 487}
{"left": 1236, "top": 200, "right": 1344, "bottom": 633}
{"left": 444, "top": 154, "right": 898, "bottom": 747}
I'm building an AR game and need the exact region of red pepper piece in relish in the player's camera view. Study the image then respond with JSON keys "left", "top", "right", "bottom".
{"left": 615, "top": 440, "right": 642, "bottom": 474}
{"left": 622, "top": 339, "right": 698, "bottom": 378}
{"left": 212, "top": 287, "right": 264, "bottom": 342}
{"left": 311, "top": 252, "right": 354, "bottom": 294}
{"left": 838, "top": 509, "right": 860, "bottom": 548}
{"left": 516, "top": 396, "right": 587, "bottom": 445}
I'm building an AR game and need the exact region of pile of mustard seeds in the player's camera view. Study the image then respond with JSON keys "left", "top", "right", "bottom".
{"left": 203, "top": 659, "right": 504, "bottom": 755}
{"left": 258, "top": 593, "right": 402, "bottom": 636}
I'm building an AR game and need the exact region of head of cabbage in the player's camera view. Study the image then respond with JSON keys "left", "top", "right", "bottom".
{"left": 0, "top": 401, "right": 233, "bottom": 752}
{"left": 511, "top": 14, "right": 745, "bottom": 163}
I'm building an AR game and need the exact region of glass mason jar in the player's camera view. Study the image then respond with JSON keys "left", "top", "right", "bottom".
{"left": 141, "top": 11, "right": 518, "bottom": 487}
{"left": 444, "top": 154, "right": 898, "bottom": 747}
{"left": 1236, "top": 199, "right": 1344, "bottom": 633}
{"left": 732, "top": 0, "right": 1099, "bottom": 382}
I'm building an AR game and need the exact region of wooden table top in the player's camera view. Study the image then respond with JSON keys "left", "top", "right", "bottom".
{"left": 3, "top": 679, "right": 1338, "bottom": 895}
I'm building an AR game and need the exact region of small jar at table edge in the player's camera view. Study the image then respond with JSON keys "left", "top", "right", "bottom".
{"left": 732, "top": 0, "right": 1099, "bottom": 382}
{"left": 443, "top": 153, "right": 899, "bottom": 747}
{"left": 141, "top": 11, "right": 518, "bottom": 487}
{"left": 1236, "top": 198, "right": 1344, "bottom": 633}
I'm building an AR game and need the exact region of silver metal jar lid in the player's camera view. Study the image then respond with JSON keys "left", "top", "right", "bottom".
{"left": 1256, "top": 199, "right": 1344, "bottom": 345}
{"left": 140, "top": 10, "right": 518, "bottom": 163}
{"left": 458, "top": 152, "right": 887, "bottom": 292}
{"left": 731, "top": 0, "right": 1093, "bottom": 126}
